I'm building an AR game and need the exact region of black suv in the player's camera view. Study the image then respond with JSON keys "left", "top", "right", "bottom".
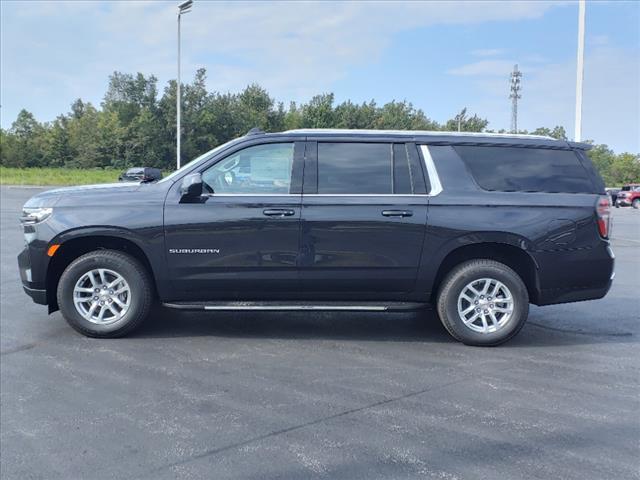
{"left": 18, "top": 129, "right": 614, "bottom": 346}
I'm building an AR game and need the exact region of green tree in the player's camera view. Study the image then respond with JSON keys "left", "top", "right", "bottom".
{"left": 43, "top": 116, "right": 73, "bottom": 167}
{"left": 610, "top": 153, "right": 640, "bottom": 185}
{"left": 283, "top": 101, "right": 303, "bottom": 130}
{"left": 531, "top": 125, "right": 567, "bottom": 140}
{"left": 103, "top": 72, "right": 158, "bottom": 126}
{"left": 2, "top": 71, "right": 637, "bottom": 185}
{"left": 67, "top": 103, "right": 102, "bottom": 168}
{"left": 7, "top": 110, "right": 45, "bottom": 167}
{"left": 375, "top": 100, "right": 438, "bottom": 130}
{"left": 444, "top": 108, "right": 488, "bottom": 132}
{"left": 0, "top": 128, "right": 20, "bottom": 167}
{"left": 301, "top": 94, "right": 336, "bottom": 128}
{"left": 587, "top": 144, "right": 615, "bottom": 185}
{"left": 334, "top": 100, "right": 377, "bottom": 129}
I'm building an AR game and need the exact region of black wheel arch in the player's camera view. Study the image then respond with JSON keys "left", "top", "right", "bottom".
{"left": 424, "top": 238, "right": 540, "bottom": 305}
{"left": 46, "top": 230, "right": 159, "bottom": 313}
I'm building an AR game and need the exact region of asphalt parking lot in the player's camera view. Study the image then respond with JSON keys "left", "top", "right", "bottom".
{"left": 1, "top": 185, "right": 638, "bottom": 480}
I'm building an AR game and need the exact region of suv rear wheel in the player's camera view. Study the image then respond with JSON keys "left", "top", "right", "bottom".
{"left": 57, "top": 250, "right": 153, "bottom": 338}
{"left": 633, "top": 198, "right": 640, "bottom": 209}
{"left": 436, "top": 259, "right": 529, "bottom": 346}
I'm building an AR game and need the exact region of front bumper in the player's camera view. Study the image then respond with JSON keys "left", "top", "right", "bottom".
{"left": 23, "top": 285, "right": 47, "bottom": 305}
{"left": 18, "top": 241, "right": 49, "bottom": 306}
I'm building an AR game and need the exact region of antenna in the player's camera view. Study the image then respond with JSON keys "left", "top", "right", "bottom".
{"left": 509, "top": 64, "right": 522, "bottom": 134}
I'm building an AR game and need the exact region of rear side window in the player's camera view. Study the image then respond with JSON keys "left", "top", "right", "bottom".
{"left": 316, "top": 142, "right": 416, "bottom": 194}
{"left": 318, "top": 143, "right": 392, "bottom": 194}
{"left": 393, "top": 144, "right": 412, "bottom": 194}
{"left": 454, "top": 146, "right": 595, "bottom": 193}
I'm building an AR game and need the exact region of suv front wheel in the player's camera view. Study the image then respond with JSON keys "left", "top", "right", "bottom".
{"left": 436, "top": 259, "right": 529, "bottom": 346}
{"left": 57, "top": 250, "right": 153, "bottom": 338}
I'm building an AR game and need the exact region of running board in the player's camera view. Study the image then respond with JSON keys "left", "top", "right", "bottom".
{"left": 162, "top": 301, "right": 427, "bottom": 312}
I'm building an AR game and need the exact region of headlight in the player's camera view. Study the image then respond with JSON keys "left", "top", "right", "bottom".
{"left": 20, "top": 207, "right": 53, "bottom": 224}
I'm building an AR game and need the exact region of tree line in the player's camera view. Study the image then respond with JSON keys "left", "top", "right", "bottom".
{"left": 1, "top": 68, "right": 638, "bottom": 185}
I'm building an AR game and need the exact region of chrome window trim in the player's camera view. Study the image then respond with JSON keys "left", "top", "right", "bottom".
{"left": 420, "top": 145, "right": 443, "bottom": 196}
{"left": 200, "top": 144, "right": 443, "bottom": 199}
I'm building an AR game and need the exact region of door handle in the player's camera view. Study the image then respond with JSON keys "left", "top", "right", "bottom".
{"left": 263, "top": 208, "right": 295, "bottom": 217}
{"left": 381, "top": 210, "right": 413, "bottom": 217}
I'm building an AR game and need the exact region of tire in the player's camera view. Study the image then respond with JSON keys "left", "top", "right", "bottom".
{"left": 633, "top": 198, "right": 640, "bottom": 209}
{"left": 436, "top": 259, "right": 529, "bottom": 346}
{"left": 57, "top": 250, "right": 153, "bottom": 338}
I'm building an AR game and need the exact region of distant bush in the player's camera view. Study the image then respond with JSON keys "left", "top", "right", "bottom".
{"left": 0, "top": 167, "right": 120, "bottom": 186}
{"left": 1, "top": 68, "right": 637, "bottom": 184}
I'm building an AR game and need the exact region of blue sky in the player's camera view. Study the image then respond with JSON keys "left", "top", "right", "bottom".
{"left": 1, "top": 1, "right": 638, "bottom": 153}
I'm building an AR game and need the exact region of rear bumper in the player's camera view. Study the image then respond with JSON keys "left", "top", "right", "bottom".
{"left": 536, "top": 279, "right": 613, "bottom": 306}
{"left": 533, "top": 243, "right": 614, "bottom": 306}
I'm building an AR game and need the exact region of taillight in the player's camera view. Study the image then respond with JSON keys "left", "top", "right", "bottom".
{"left": 596, "top": 195, "right": 611, "bottom": 239}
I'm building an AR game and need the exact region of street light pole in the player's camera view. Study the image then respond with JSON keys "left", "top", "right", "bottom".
{"left": 574, "top": 0, "right": 586, "bottom": 142}
{"left": 176, "top": 0, "right": 193, "bottom": 170}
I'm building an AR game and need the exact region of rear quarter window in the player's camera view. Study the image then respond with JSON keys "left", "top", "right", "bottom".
{"left": 454, "top": 146, "right": 596, "bottom": 194}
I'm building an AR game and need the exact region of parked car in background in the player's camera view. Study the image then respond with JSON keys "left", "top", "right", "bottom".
{"left": 616, "top": 184, "right": 640, "bottom": 208}
{"left": 18, "top": 128, "right": 614, "bottom": 346}
{"left": 118, "top": 167, "right": 162, "bottom": 183}
{"left": 606, "top": 188, "right": 621, "bottom": 207}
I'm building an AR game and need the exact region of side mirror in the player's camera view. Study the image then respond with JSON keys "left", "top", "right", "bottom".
{"left": 180, "top": 173, "right": 203, "bottom": 199}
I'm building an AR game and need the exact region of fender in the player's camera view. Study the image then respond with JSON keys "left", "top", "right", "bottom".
{"left": 415, "top": 230, "right": 539, "bottom": 299}
{"left": 46, "top": 225, "right": 171, "bottom": 303}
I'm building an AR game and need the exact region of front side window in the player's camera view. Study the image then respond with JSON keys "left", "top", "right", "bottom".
{"left": 202, "top": 143, "right": 294, "bottom": 194}
{"left": 318, "top": 143, "right": 393, "bottom": 194}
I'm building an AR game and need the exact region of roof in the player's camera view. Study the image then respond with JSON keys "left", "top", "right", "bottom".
{"left": 283, "top": 128, "right": 556, "bottom": 141}
{"left": 245, "top": 128, "right": 591, "bottom": 150}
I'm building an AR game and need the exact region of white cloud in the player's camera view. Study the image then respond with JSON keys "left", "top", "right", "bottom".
{"left": 447, "top": 44, "right": 640, "bottom": 152}
{"left": 471, "top": 49, "right": 506, "bottom": 57}
{"left": 1, "top": 0, "right": 562, "bottom": 125}
{"left": 448, "top": 60, "right": 520, "bottom": 76}
{"left": 589, "top": 34, "right": 610, "bottom": 46}
{"left": 4, "top": 0, "right": 636, "bottom": 152}
{"left": 109, "top": 0, "right": 560, "bottom": 97}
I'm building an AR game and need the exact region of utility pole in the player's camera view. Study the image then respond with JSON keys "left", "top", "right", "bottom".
{"left": 575, "top": 0, "right": 586, "bottom": 142}
{"left": 455, "top": 108, "right": 467, "bottom": 132}
{"left": 176, "top": 0, "right": 193, "bottom": 169}
{"left": 509, "top": 64, "right": 522, "bottom": 134}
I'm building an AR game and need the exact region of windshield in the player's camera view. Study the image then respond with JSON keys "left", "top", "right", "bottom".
{"left": 158, "top": 140, "right": 240, "bottom": 184}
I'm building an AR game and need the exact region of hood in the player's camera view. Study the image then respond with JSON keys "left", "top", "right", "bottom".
{"left": 24, "top": 182, "right": 142, "bottom": 208}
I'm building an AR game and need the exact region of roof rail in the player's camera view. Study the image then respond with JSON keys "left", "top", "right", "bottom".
{"left": 246, "top": 127, "right": 265, "bottom": 136}
{"left": 282, "top": 128, "right": 556, "bottom": 141}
